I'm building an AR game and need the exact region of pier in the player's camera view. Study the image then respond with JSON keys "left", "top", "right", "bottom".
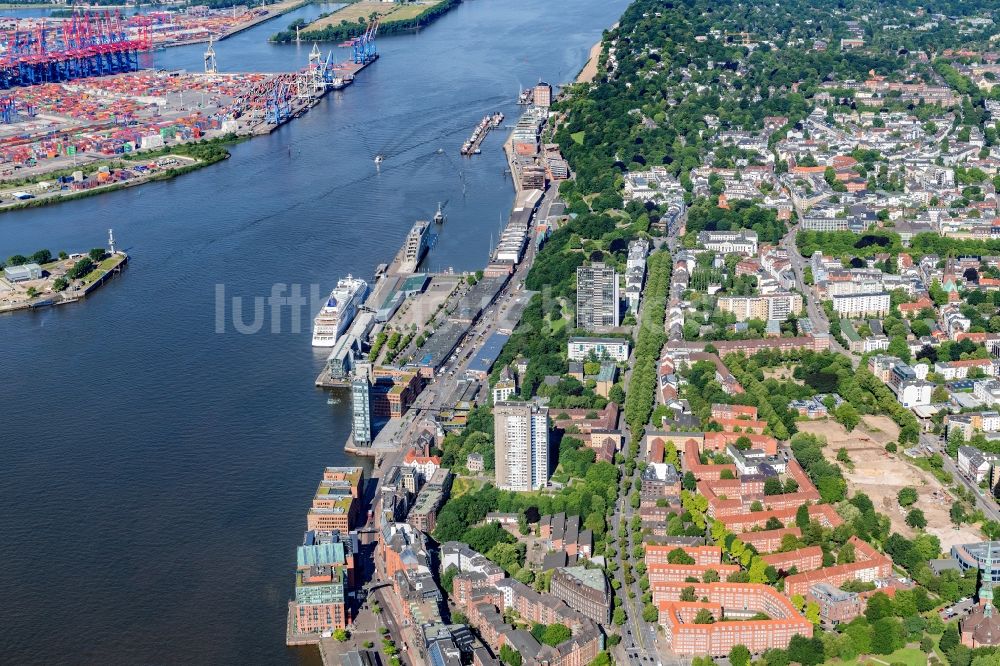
{"left": 0, "top": 247, "right": 128, "bottom": 314}
{"left": 460, "top": 112, "right": 504, "bottom": 156}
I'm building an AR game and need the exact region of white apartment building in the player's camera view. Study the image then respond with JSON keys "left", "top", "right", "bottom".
{"left": 716, "top": 292, "right": 803, "bottom": 322}
{"left": 494, "top": 401, "right": 550, "bottom": 492}
{"left": 974, "top": 379, "right": 1000, "bottom": 407}
{"left": 567, "top": 337, "right": 630, "bottom": 362}
{"left": 934, "top": 359, "right": 997, "bottom": 381}
{"left": 832, "top": 291, "right": 891, "bottom": 317}
{"left": 697, "top": 230, "right": 759, "bottom": 255}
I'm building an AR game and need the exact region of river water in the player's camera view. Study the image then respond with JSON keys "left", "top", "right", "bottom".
{"left": 0, "top": 0, "right": 626, "bottom": 663}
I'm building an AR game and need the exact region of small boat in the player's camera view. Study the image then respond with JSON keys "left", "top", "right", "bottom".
{"left": 374, "top": 154, "right": 384, "bottom": 165}
{"left": 433, "top": 202, "right": 445, "bottom": 224}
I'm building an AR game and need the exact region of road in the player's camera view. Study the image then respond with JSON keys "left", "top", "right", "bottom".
{"left": 781, "top": 220, "right": 856, "bottom": 366}
{"left": 921, "top": 432, "right": 1000, "bottom": 523}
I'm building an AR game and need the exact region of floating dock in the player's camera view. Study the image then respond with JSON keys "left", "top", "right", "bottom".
{"left": 460, "top": 112, "right": 503, "bottom": 156}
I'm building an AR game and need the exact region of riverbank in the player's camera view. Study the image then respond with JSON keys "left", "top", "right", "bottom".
{"left": 270, "top": 0, "right": 458, "bottom": 43}
{"left": 575, "top": 22, "right": 616, "bottom": 83}
{"left": 0, "top": 250, "right": 128, "bottom": 313}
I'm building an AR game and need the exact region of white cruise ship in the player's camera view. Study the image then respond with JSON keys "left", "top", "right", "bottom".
{"left": 312, "top": 276, "right": 369, "bottom": 347}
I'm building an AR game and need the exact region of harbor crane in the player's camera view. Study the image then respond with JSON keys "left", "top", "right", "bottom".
{"left": 204, "top": 35, "right": 217, "bottom": 74}
{"left": 339, "top": 19, "right": 378, "bottom": 65}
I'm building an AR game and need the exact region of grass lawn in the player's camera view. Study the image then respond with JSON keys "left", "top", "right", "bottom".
{"left": 81, "top": 255, "right": 124, "bottom": 285}
{"left": 825, "top": 646, "right": 928, "bottom": 666}
{"left": 306, "top": 0, "right": 444, "bottom": 31}
{"left": 451, "top": 476, "right": 486, "bottom": 499}
{"left": 571, "top": 131, "right": 585, "bottom": 145}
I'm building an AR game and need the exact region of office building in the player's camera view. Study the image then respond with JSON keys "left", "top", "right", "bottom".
{"left": 494, "top": 401, "right": 549, "bottom": 491}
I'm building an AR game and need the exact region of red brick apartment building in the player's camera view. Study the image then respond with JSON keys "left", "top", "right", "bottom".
{"left": 656, "top": 582, "right": 813, "bottom": 656}
{"left": 761, "top": 546, "right": 824, "bottom": 573}
{"left": 719, "top": 503, "right": 843, "bottom": 533}
{"left": 683, "top": 440, "right": 737, "bottom": 480}
{"left": 648, "top": 562, "right": 742, "bottom": 583}
{"left": 645, "top": 544, "right": 722, "bottom": 567}
{"left": 784, "top": 537, "right": 893, "bottom": 597}
{"left": 737, "top": 527, "right": 803, "bottom": 553}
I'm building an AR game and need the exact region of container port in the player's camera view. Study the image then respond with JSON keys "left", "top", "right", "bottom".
{"left": 132, "top": 0, "right": 310, "bottom": 48}
{"left": 459, "top": 111, "right": 502, "bottom": 155}
{"left": 0, "top": 19, "right": 380, "bottom": 208}
{"left": 0, "top": 11, "right": 151, "bottom": 90}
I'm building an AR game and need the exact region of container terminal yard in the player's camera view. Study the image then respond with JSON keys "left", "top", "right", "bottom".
{"left": 0, "top": 0, "right": 311, "bottom": 51}
{"left": 0, "top": 14, "right": 380, "bottom": 208}
{"left": 133, "top": 0, "right": 311, "bottom": 48}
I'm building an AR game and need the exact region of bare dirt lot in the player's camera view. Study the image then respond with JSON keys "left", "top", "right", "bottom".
{"left": 797, "top": 416, "right": 981, "bottom": 550}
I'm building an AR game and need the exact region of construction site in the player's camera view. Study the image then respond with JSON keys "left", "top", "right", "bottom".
{"left": 0, "top": 11, "right": 381, "bottom": 205}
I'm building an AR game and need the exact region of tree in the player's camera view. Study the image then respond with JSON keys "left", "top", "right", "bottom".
{"left": 939, "top": 624, "right": 960, "bottom": 652}
{"left": 30, "top": 249, "right": 51, "bottom": 264}
{"left": 642, "top": 604, "right": 659, "bottom": 622}
{"left": 805, "top": 602, "right": 820, "bottom": 625}
{"left": 703, "top": 569, "right": 720, "bottom": 583}
{"left": 53, "top": 277, "right": 68, "bottom": 291}
{"left": 951, "top": 502, "right": 967, "bottom": 525}
{"left": 67, "top": 257, "right": 95, "bottom": 280}
{"left": 540, "top": 623, "right": 572, "bottom": 647}
{"left": 88, "top": 248, "right": 107, "bottom": 263}
{"left": 729, "top": 644, "right": 752, "bottom": 666}
{"left": 613, "top": 608, "right": 626, "bottom": 625}
{"left": 332, "top": 628, "right": 349, "bottom": 641}
{"left": 870, "top": 617, "right": 904, "bottom": 654}
{"left": 682, "top": 471, "right": 697, "bottom": 491}
{"left": 693, "top": 608, "right": 715, "bottom": 624}
{"left": 796, "top": 503, "right": 810, "bottom": 529}
{"left": 668, "top": 548, "right": 695, "bottom": 564}
{"left": 787, "top": 634, "right": 824, "bottom": 666}
{"left": 905, "top": 508, "right": 927, "bottom": 529}
{"left": 680, "top": 586, "right": 696, "bottom": 602}
{"left": 500, "top": 644, "right": 523, "bottom": 666}
{"left": 865, "top": 592, "right": 895, "bottom": 623}
{"left": 764, "top": 477, "right": 784, "bottom": 495}
{"left": 835, "top": 403, "right": 860, "bottom": 432}
{"left": 897, "top": 487, "right": 918, "bottom": 507}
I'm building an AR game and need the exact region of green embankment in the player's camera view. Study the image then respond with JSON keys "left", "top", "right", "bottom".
{"left": 270, "top": 0, "right": 460, "bottom": 43}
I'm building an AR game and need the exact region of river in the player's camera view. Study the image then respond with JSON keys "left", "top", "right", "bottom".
{"left": 0, "top": 0, "right": 626, "bottom": 663}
